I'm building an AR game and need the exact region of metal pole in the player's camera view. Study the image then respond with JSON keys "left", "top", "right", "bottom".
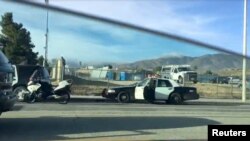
{"left": 242, "top": 0, "right": 248, "bottom": 102}
{"left": 43, "top": 0, "right": 49, "bottom": 67}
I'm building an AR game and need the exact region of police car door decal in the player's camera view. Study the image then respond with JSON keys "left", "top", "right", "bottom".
{"left": 135, "top": 79, "right": 150, "bottom": 100}
{"left": 135, "top": 86, "right": 144, "bottom": 99}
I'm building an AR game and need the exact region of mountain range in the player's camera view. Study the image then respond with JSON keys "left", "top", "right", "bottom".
{"left": 118, "top": 53, "right": 248, "bottom": 72}
{"left": 66, "top": 53, "right": 249, "bottom": 73}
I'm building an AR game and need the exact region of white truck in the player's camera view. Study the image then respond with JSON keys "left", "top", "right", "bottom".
{"left": 160, "top": 65, "right": 197, "bottom": 84}
{"left": 228, "top": 76, "right": 241, "bottom": 85}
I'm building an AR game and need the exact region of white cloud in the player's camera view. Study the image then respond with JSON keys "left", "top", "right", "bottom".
{"left": 44, "top": 11, "right": 139, "bottom": 43}
{"left": 10, "top": 0, "right": 246, "bottom": 55}
{"left": 0, "top": 0, "right": 225, "bottom": 63}
{"left": 29, "top": 26, "right": 135, "bottom": 63}
{"left": 44, "top": 0, "right": 222, "bottom": 43}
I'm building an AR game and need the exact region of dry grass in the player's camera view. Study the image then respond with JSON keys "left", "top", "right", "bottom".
{"left": 218, "top": 69, "right": 250, "bottom": 77}
{"left": 65, "top": 75, "right": 248, "bottom": 99}
{"left": 71, "top": 83, "right": 248, "bottom": 99}
{"left": 194, "top": 83, "right": 249, "bottom": 99}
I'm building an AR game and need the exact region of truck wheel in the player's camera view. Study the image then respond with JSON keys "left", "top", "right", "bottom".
{"left": 117, "top": 92, "right": 130, "bottom": 103}
{"left": 13, "top": 86, "right": 27, "bottom": 102}
{"left": 178, "top": 76, "right": 183, "bottom": 84}
{"left": 169, "top": 93, "right": 182, "bottom": 104}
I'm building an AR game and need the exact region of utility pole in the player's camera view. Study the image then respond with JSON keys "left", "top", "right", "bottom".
{"left": 43, "top": 0, "right": 49, "bottom": 67}
{"left": 242, "top": 0, "right": 248, "bottom": 102}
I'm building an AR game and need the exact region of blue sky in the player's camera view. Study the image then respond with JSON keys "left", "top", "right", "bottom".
{"left": 0, "top": 0, "right": 247, "bottom": 64}
{"left": 43, "top": 0, "right": 246, "bottom": 53}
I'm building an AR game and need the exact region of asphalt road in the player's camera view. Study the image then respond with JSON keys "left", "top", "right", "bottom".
{"left": 1, "top": 98, "right": 250, "bottom": 141}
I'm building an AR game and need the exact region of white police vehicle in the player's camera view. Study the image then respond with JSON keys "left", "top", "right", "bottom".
{"left": 102, "top": 78, "right": 199, "bottom": 104}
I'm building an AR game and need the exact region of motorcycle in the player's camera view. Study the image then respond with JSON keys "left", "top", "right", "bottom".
{"left": 24, "top": 79, "right": 72, "bottom": 104}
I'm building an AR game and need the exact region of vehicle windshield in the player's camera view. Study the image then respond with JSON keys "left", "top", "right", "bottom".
{"left": 178, "top": 67, "right": 191, "bottom": 72}
{"left": 0, "top": 50, "right": 9, "bottom": 64}
{"left": 161, "top": 67, "right": 171, "bottom": 72}
{"left": 137, "top": 78, "right": 150, "bottom": 87}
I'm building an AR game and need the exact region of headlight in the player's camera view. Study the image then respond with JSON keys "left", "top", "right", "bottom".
{"left": 107, "top": 89, "right": 116, "bottom": 93}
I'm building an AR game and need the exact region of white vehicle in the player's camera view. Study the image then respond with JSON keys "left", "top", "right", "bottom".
{"left": 228, "top": 76, "right": 241, "bottom": 85}
{"left": 102, "top": 78, "right": 199, "bottom": 104}
{"left": 160, "top": 65, "right": 197, "bottom": 84}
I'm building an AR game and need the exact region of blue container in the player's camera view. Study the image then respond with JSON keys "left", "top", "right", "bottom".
{"left": 120, "top": 72, "right": 126, "bottom": 81}
{"left": 106, "top": 71, "right": 114, "bottom": 80}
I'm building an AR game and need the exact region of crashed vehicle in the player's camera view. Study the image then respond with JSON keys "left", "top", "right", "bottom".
{"left": 102, "top": 78, "right": 199, "bottom": 104}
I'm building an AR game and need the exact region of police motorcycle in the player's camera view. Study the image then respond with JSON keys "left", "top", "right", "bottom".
{"left": 24, "top": 78, "right": 72, "bottom": 104}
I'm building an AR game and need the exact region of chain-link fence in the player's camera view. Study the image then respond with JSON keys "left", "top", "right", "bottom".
{"left": 62, "top": 68, "right": 249, "bottom": 99}
{"left": 193, "top": 74, "right": 250, "bottom": 99}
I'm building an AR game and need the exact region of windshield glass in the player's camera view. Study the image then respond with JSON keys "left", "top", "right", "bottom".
{"left": 178, "top": 67, "right": 191, "bottom": 72}
{"left": 137, "top": 78, "right": 150, "bottom": 87}
{"left": 162, "top": 67, "right": 171, "bottom": 72}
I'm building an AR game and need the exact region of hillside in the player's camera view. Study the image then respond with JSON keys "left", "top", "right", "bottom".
{"left": 118, "top": 53, "right": 249, "bottom": 72}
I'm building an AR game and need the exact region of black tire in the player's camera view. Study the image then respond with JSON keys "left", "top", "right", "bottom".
{"left": 13, "top": 86, "right": 28, "bottom": 102}
{"left": 58, "top": 92, "right": 70, "bottom": 104}
{"left": 101, "top": 88, "right": 107, "bottom": 97}
{"left": 165, "top": 100, "right": 170, "bottom": 104}
{"left": 169, "top": 93, "right": 182, "bottom": 104}
{"left": 117, "top": 91, "right": 130, "bottom": 103}
{"left": 27, "top": 93, "right": 36, "bottom": 103}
